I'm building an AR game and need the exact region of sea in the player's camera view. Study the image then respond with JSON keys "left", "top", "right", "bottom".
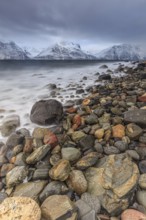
{"left": 0, "top": 60, "right": 133, "bottom": 141}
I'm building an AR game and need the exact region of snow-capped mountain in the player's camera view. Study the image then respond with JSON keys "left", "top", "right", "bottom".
{"left": 23, "top": 47, "right": 43, "bottom": 58}
{"left": 36, "top": 41, "right": 96, "bottom": 60}
{"left": 0, "top": 41, "right": 28, "bottom": 60}
{"left": 95, "top": 44, "right": 145, "bottom": 61}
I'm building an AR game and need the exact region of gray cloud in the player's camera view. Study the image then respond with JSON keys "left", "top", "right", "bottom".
{"left": 0, "top": 0, "right": 145, "bottom": 48}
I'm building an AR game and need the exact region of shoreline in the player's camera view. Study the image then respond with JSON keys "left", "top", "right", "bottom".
{"left": 1, "top": 61, "right": 146, "bottom": 219}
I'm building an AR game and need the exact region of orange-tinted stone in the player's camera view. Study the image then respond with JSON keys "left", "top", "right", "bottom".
{"left": 112, "top": 124, "right": 125, "bottom": 138}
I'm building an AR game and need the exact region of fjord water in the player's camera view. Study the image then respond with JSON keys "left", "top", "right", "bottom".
{"left": 0, "top": 60, "right": 128, "bottom": 140}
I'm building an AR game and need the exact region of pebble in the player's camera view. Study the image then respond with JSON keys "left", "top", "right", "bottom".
{"left": 121, "top": 209, "right": 146, "bottom": 220}
{"left": 61, "top": 147, "right": 81, "bottom": 162}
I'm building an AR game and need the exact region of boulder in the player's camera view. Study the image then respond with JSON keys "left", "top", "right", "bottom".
{"left": 41, "top": 195, "right": 77, "bottom": 220}
{"left": 99, "top": 74, "right": 111, "bottom": 80}
{"left": 0, "top": 197, "right": 41, "bottom": 220}
{"left": 1, "top": 114, "right": 20, "bottom": 137}
{"left": 124, "top": 110, "right": 146, "bottom": 127}
{"left": 30, "top": 99, "right": 63, "bottom": 125}
{"left": 85, "top": 154, "right": 139, "bottom": 215}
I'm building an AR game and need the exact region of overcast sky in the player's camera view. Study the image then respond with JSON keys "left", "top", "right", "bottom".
{"left": 0, "top": 0, "right": 145, "bottom": 51}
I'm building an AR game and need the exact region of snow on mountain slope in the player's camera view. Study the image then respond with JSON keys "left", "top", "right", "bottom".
{"left": 36, "top": 41, "right": 96, "bottom": 60}
{"left": 0, "top": 41, "right": 28, "bottom": 60}
{"left": 95, "top": 44, "right": 145, "bottom": 61}
{"left": 23, "top": 47, "right": 43, "bottom": 58}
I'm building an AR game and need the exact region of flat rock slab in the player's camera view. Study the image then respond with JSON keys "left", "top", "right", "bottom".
{"left": 0, "top": 197, "right": 41, "bottom": 220}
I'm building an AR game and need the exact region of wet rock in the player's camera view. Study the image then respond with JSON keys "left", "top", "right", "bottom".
{"left": 26, "top": 144, "right": 51, "bottom": 165}
{"left": 121, "top": 209, "right": 146, "bottom": 220}
{"left": 41, "top": 195, "right": 77, "bottom": 220}
{"left": 79, "top": 135, "right": 95, "bottom": 150}
{"left": 76, "top": 152, "right": 98, "bottom": 170}
{"left": 0, "top": 192, "right": 7, "bottom": 204}
{"left": 13, "top": 152, "right": 26, "bottom": 166}
{"left": 95, "top": 128, "right": 104, "bottom": 139}
{"left": 139, "top": 174, "right": 146, "bottom": 189}
{"left": 112, "top": 124, "right": 125, "bottom": 138}
{"left": 67, "top": 170, "right": 87, "bottom": 195}
{"left": 23, "top": 137, "right": 33, "bottom": 153}
{"left": 139, "top": 160, "right": 146, "bottom": 173}
{"left": 124, "top": 110, "right": 146, "bottom": 127}
{"left": 136, "top": 190, "right": 146, "bottom": 208}
{"left": 1, "top": 114, "right": 20, "bottom": 137}
{"left": 39, "top": 181, "right": 68, "bottom": 203}
{"left": 61, "top": 147, "right": 81, "bottom": 162}
{"left": 126, "top": 150, "right": 140, "bottom": 160}
{"left": 71, "top": 131, "right": 86, "bottom": 142}
{"left": 104, "top": 146, "right": 120, "bottom": 155}
{"left": 75, "top": 199, "right": 92, "bottom": 217}
{"left": 100, "top": 64, "right": 108, "bottom": 69}
{"left": 114, "top": 141, "right": 128, "bottom": 152}
{"left": 99, "top": 74, "right": 111, "bottom": 80}
{"left": 85, "top": 154, "right": 139, "bottom": 215}
{"left": 126, "top": 123, "right": 143, "bottom": 140}
{"left": 43, "top": 131, "right": 58, "bottom": 147}
{"left": 32, "top": 168, "right": 49, "bottom": 180}
{"left": 6, "top": 133, "right": 24, "bottom": 148}
{"left": 85, "top": 114, "right": 98, "bottom": 125}
{"left": 13, "top": 181, "right": 47, "bottom": 201}
{"left": 50, "top": 153, "right": 61, "bottom": 166}
{"left": 30, "top": 99, "right": 63, "bottom": 125}
{"left": 32, "top": 127, "right": 50, "bottom": 139}
{"left": 49, "top": 159, "right": 71, "bottom": 181}
{"left": 16, "top": 128, "right": 30, "bottom": 137}
{"left": 6, "top": 166, "right": 28, "bottom": 188}
{"left": 81, "top": 192, "right": 101, "bottom": 214}
{"left": 76, "top": 89, "right": 84, "bottom": 94}
{"left": 0, "top": 163, "right": 15, "bottom": 177}
{"left": 0, "top": 197, "right": 41, "bottom": 220}
{"left": 13, "top": 144, "right": 23, "bottom": 156}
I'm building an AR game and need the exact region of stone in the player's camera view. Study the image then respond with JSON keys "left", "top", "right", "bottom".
{"left": 0, "top": 192, "right": 7, "bottom": 204}
{"left": 126, "top": 123, "right": 143, "bottom": 140}
{"left": 94, "top": 142, "right": 103, "bottom": 153}
{"left": 6, "top": 133, "right": 24, "bottom": 148}
{"left": 139, "top": 135, "right": 146, "bottom": 144}
{"left": 139, "top": 160, "right": 146, "bottom": 173}
{"left": 136, "top": 190, "right": 146, "bottom": 208}
{"left": 41, "top": 195, "right": 77, "bottom": 220}
{"left": 124, "top": 110, "right": 146, "bottom": 127}
{"left": 43, "top": 131, "right": 58, "bottom": 147}
{"left": 26, "top": 144, "right": 51, "bottom": 164}
{"left": 67, "top": 170, "right": 87, "bottom": 195}
{"left": 81, "top": 210, "right": 96, "bottom": 220}
{"left": 99, "top": 74, "right": 111, "bottom": 80}
{"left": 138, "top": 93, "right": 146, "bottom": 102}
{"left": 76, "top": 152, "right": 98, "bottom": 170}
{"left": 104, "top": 146, "right": 120, "bottom": 155}
{"left": 13, "top": 181, "right": 47, "bottom": 201}
{"left": 6, "top": 166, "right": 28, "bottom": 188}
{"left": 23, "top": 137, "right": 33, "bottom": 153}
{"left": 114, "top": 141, "right": 128, "bottom": 152}
{"left": 39, "top": 181, "right": 68, "bottom": 203}
{"left": 71, "top": 131, "right": 86, "bottom": 142}
{"left": 126, "top": 150, "right": 140, "bottom": 160}
{"left": 81, "top": 192, "right": 101, "bottom": 213}
{"left": 79, "top": 135, "right": 95, "bottom": 150}
{"left": 13, "top": 152, "right": 26, "bottom": 166}
{"left": 32, "top": 127, "right": 50, "bottom": 139}
{"left": 50, "top": 154, "right": 61, "bottom": 166}
{"left": 49, "top": 159, "right": 71, "bottom": 181}
{"left": 1, "top": 114, "right": 20, "bottom": 137}
{"left": 75, "top": 199, "right": 92, "bottom": 217}
{"left": 112, "top": 124, "right": 125, "bottom": 138}
{"left": 95, "top": 128, "right": 104, "bottom": 139}
{"left": 30, "top": 99, "right": 63, "bottom": 125}
{"left": 121, "top": 209, "right": 146, "bottom": 220}
{"left": 100, "top": 64, "right": 108, "bottom": 69}
{"left": 85, "top": 114, "right": 98, "bottom": 125}
{"left": 0, "top": 197, "right": 41, "bottom": 220}
{"left": 0, "top": 163, "right": 15, "bottom": 177}
{"left": 139, "top": 174, "right": 146, "bottom": 189}
{"left": 61, "top": 147, "right": 81, "bottom": 162}
{"left": 85, "top": 154, "right": 139, "bottom": 215}
{"left": 32, "top": 168, "right": 49, "bottom": 180}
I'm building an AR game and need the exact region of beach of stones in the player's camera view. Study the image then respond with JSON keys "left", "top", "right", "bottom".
{"left": 1, "top": 62, "right": 146, "bottom": 220}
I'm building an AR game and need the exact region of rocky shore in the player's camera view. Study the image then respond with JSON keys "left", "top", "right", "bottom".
{"left": 1, "top": 62, "right": 146, "bottom": 219}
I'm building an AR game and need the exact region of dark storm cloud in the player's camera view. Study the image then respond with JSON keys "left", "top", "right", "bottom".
{"left": 0, "top": 0, "right": 146, "bottom": 45}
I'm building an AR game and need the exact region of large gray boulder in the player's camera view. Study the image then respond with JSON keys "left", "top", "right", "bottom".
{"left": 124, "top": 110, "right": 146, "bottom": 127}
{"left": 30, "top": 99, "right": 63, "bottom": 125}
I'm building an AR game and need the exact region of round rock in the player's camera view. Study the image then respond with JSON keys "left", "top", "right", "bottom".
{"left": 30, "top": 99, "right": 63, "bottom": 125}
{"left": 0, "top": 197, "right": 41, "bottom": 220}
{"left": 121, "top": 209, "right": 146, "bottom": 220}
{"left": 61, "top": 147, "right": 81, "bottom": 162}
